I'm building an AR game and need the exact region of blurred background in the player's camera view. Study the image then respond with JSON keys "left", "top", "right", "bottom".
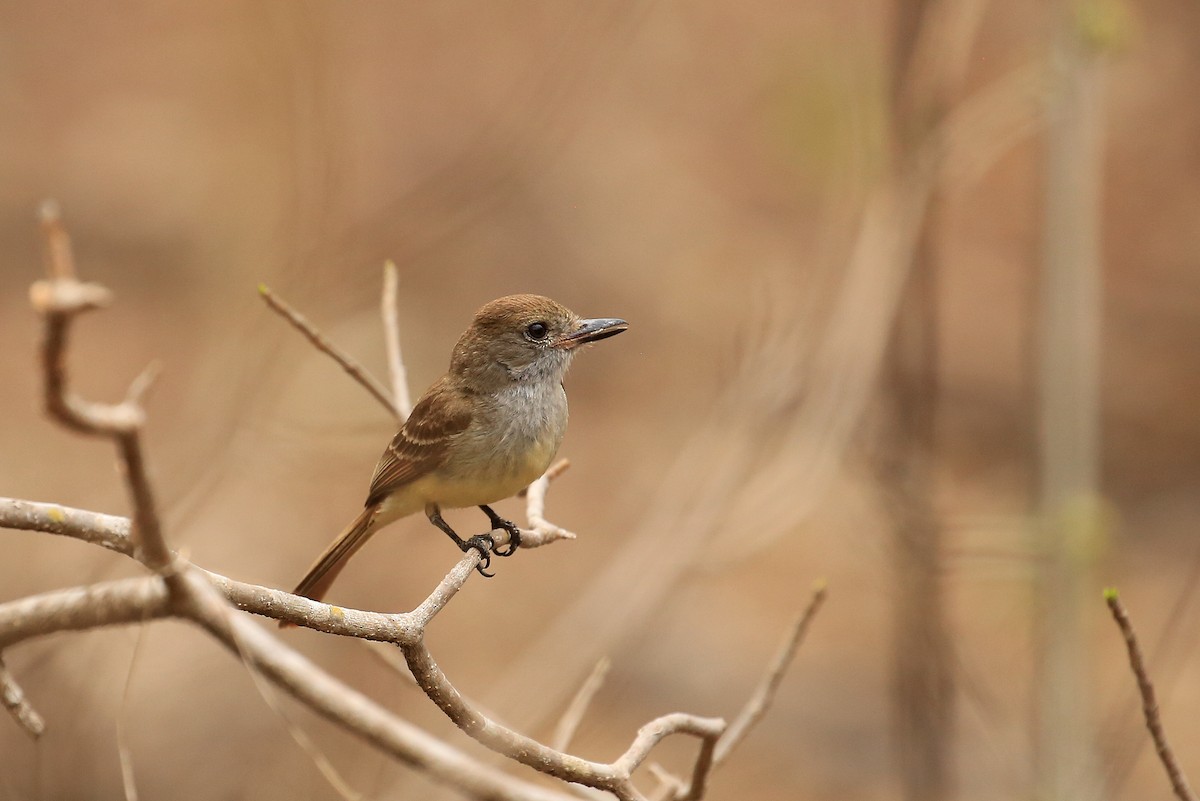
{"left": 1, "top": 2, "right": 1198, "bottom": 800}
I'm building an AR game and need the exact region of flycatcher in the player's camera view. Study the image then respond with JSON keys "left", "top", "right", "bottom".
{"left": 284, "top": 293, "right": 627, "bottom": 609}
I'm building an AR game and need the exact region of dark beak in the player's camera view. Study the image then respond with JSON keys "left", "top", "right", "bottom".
{"left": 556, "top": 317, "right": 628, "bottom": 349}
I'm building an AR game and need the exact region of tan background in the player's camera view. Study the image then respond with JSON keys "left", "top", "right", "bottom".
{"left": 2, "top": 2, "right": 1199, "bottom": 800}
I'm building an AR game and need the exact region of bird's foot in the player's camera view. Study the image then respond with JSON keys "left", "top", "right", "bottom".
{"left": 491, "top": 519, "right": 521, "bottom": 557}
{"left": 480, "top": 505, "right": 521, "bottom": 557}
{"left": 462, "top": 533, "right": 496, "bottom": 577}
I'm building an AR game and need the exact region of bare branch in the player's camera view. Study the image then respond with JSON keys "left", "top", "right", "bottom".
{"left": 173, "top": 569, "right": 576, "bottom": 801}
{"left": 113, "top": 430, "right": 173, "bottom": 573}
{"left": 613, "top": 713, "right": 725, "bottom": 779}
{"left": 1105, "top": 589, "right": 1198, "bottom": 801}
{"left": 31, "top": 203, "right": 122, "bottom": 437}
{"left": 551, "top": 657, "right": 611, "bottom": 752}
{"left": 402, "top": 641, "right": 626, "bottom": 785}
{"left": 1, "top": 499, "right": 732, "bottom": 798}
{"left": 360, "top": 640, "right": 514, "bottom": 731}
{"left": 0, "top": 496, "right": 449, "bottom": 642}
{"left": 522, "top": 459, "right": 577, "bottom": 547}
{"left": 0, "top": 656, "right": 45, "bottom": 739}
{"left": 32, "top": 203, "right": 172, "bottom": 573}
{"left": 1, "top": 492, "right": 818, "bottom": 800}
{"left": 0, "top": 570, "right": 575, "bottom": 801}
{"left": 402, "top": 639, "right": 725, "bottom": 799}
{"left": 0, "top": 497, "right": 135, "bottom": 555}
{"left": 0, "top": 577, "right": 171, "bottom": 651}
{"left": 409, "top": 550, "right": 485, "bottom": 627}
{"left": 381, "top": 260, "right": 413, "bottom": 418}
{"left": 258, "top": 283, "right": 403, "bottom": 423}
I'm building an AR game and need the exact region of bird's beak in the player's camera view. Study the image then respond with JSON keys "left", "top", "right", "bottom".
{"left": 555, "top": 317, "right": 628, "bottom": 349}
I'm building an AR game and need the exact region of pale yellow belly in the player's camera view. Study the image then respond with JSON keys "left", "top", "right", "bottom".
{"left": 374, "top": 436, "right": 556, "bottom": 526}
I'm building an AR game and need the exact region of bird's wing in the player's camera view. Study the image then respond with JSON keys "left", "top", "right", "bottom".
{"left": 365, "top": 377, "right": 474, "bottom": 506}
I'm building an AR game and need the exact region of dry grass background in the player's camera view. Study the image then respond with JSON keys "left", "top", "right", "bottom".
{"left": 1, "top": 2, "right": 1198, "bottom": 800}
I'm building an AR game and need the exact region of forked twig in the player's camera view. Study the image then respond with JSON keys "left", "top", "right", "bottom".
{"left": 33, "top": 202, "right": 171, "bottom": 573}
{"left": 1104, "top": 589, "right": 1198, "bottom": 801}
{"left": 258, "top": 284, "right": 403, "bottom": 423}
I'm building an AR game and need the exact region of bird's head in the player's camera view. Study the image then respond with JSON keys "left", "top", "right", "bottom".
{"left": 450, "top": 294, "right": 627, "bottom": 389}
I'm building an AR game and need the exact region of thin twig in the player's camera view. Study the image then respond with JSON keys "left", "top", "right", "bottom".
{"left": 38, "top": 200, "right": 77, "bottom": 280}
{"left": 551, "top": 657, "right": 611, "bottom": 751}
{"left": 258, "top": 284, "right": 403, "bottom": 423}
{"left": 524, "top": 459, "right": 577, "bottom": 546}
{"left": 125, "top": 360, "right": 163, "bottom": 407}
{"left": 33, "top": 202, "right": 171, "bottom": 573}
{"left": 113, "top": 430, "right": 173, "bottom": 573}
{"left": 381, "top": 261, "right": 413, "bottom": 419}
{"left": 409, "top": 550, "right": 484, "bottom": 627}
{"left": 713, "top": 580, "right": 827, "bottom": 765}
{"left": 1105, "top": 589, "right": 1198, "bottom": 801}
{"left": 0, "top": 656, "right": 45, "bottom": 739}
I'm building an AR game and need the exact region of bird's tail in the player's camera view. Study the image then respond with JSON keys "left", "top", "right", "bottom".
{"left": 280, "top": 505, "right": 379, "bottom": 629}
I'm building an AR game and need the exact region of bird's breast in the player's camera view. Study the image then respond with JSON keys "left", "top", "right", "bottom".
{"left": 429, "top": 382, "right": 568, "bottom": 508}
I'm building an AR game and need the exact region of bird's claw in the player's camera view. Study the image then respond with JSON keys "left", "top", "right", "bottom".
{"left": 492, "top": 519, "right": 521, "bottom": 557}
{"left": 479, "top": 505, "right": 521, "bottom": 558}
{"left": 463, "top": 533, "right": 495, "bottom": 577}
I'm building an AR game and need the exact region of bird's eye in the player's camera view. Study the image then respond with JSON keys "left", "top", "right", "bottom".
{"left": 526, "top": 322, "right": 549, "bottom": 341}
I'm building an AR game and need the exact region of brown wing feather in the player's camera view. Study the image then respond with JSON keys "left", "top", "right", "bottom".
{"left": 365, "top": 377, "right": 474, "bottom": 506}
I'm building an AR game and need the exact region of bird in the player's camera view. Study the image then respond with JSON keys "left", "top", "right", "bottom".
{"left": 283, "top": 293, "right": 627, "bottom": 615}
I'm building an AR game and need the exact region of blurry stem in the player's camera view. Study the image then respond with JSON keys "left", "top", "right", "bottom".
{"left": 882, "top": 212, "right": 953, "bottom": 801}
{"left": 381, "top": 261, "right": 413, "bottom": 419}
{"left": 1033, "top": 3, "right": 1107, "bottom": 799}
{"left": 880, "top": 1, "right": 982, "bottom": 799}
